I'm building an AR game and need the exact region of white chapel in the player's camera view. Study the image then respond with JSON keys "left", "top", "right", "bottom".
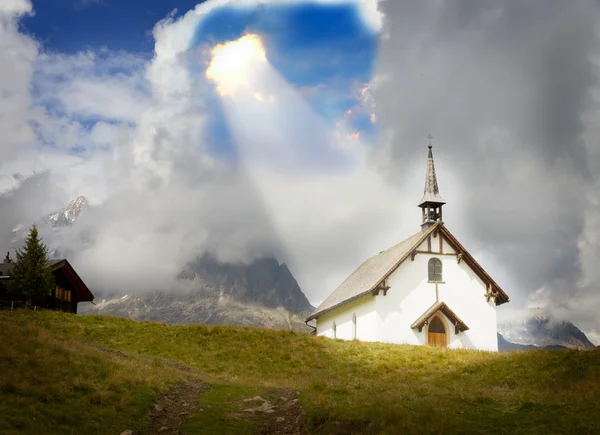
{"left": 306, "top": 143, "right": 509, "bottom": 351}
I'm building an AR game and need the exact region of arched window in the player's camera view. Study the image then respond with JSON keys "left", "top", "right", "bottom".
{"left": 429, "top": 316, "right": 445, "bottom": 333}
{"left": 333, "top": 321, "right": 337, "bottom": 339}
{"left": 428, "top": 258, "right": 443, "bottom": 282}
{"left": 352, "top": 313, "right": 357, "bottom": 339}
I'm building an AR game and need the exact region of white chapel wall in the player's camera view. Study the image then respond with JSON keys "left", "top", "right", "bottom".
{"left": 374, "top": 251, "right": 437, "bottom": 345}
{"left": 437, "top": 255, "right": 498, "bottom": 351}
{"left": 374, "top": 235, "right": 498, "bottom": 351}
{"left": 316, "top": 294, "right": 377, "bottom": 342}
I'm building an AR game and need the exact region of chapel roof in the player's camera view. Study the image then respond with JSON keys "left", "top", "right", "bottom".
{"left": 306, "top": 224, "right": 439, "bottom": 321}
{"left": 306, "top": 223, "right": 509, "bottom": 322}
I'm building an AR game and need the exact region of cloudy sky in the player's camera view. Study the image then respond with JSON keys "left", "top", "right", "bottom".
{"left": 1, "top": 0, "right": 600, "bottom": 341}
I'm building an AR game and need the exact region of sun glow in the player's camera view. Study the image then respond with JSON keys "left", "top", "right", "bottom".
{"left": 206, "top": 34, "right": 267, "bottom": 96}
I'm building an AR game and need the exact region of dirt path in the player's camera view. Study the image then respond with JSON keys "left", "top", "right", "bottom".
{"left": 142, "top": 379, "right": 210, "bottom": 435}
{"left": 256, "top": 388, "right": 304, "bottom": 435}
{"left": 90, "top": 343, "right": 305, "bottom": 434}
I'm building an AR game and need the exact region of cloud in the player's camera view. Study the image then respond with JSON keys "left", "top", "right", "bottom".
{"left": 373, "top": 0, "right": 600, "bottom": 333}
{"left": 34, "top": 49, "right": 150, "bottom": 123}
{"left": 0, "top": 172, "right": 54, "bottom": 252}
{"left": 0, "top": 0, "right": 32, "bottom": 15}
{"left": 0, "top": 0, "right": 37, "bottom": 160}
{"left": 0, "top": 0, "right": 394, "bottom": 302}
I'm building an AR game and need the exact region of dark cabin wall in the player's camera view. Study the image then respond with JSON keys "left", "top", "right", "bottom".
{"left": 0, "top": 271, "right": 77, "bottom": 313}
{"left": 52, "top": 271, "right": 77, "bottom": 313}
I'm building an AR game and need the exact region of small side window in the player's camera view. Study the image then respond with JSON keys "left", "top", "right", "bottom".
{"left": 428, "top": 258, "right": 443, "bottom": 282}
{"left": 352, "top": 313, "right": 357, "bottom": 339}
{"left": 333, "top": 321, "right": 337, "bottom": 339}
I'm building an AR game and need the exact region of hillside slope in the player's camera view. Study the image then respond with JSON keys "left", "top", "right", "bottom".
{"left": 1, "top": 311, "right": 599, "bottom": 435}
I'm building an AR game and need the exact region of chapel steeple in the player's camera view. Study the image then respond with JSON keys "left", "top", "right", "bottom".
{"left": 418, "top": 135, "right": 445, "bottom": 231}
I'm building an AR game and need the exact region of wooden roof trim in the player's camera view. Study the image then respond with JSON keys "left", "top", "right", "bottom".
{"left": 438, "top": 226, "right": 510, "bottom": 305}
{"left": 411, "top": 301, "right": 470, "bottom": 333}
{"left": 52, "top": 260, "right": 94, "bottom": 302}
{"left": 368, "top": 222, "right": 441, "bottom": 294}
{"left": 306, "top": 292, "right": 371, "bottom": 321}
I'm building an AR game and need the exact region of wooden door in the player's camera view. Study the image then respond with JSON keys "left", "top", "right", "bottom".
{"left": 427, "top": 316, "right": 447, "bottom": 348}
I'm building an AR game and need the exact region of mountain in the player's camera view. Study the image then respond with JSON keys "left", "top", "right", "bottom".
{"left": 9, "top": 196, "right": 90, "bottom": 253}
{"left": 497, "top": 333, "right": 566, "bottom": 352}
{"left": 41, "top": 197, "right": 315, "bottom": 331}
{"left": 498, "top": 314, "right": 596, "bottom": 350}
{"left": 179, "top": 254, "right": 313, "bottom": 314}
{"left": 79, "top": 291, "right": 312, "bottom": 331}
{"left": 80, "top": 254, "right": 315, "bottom": 331}
{"left": 46, "top": 196, "right": 89, "bottom": 227}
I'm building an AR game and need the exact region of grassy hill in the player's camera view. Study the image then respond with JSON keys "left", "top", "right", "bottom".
{"left": 1, "top": 311, "right": 599, "bottom": 434}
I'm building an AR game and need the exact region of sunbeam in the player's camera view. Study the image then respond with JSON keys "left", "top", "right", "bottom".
{"left": 205, "top": 34, "right": 357, "bottom": 175}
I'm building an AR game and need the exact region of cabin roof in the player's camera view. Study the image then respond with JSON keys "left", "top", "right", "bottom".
{"left": 306, "top": 223, "right": 509, "bottom": 322}
{"left": 0, "top": 259, "right": 94, "bottom": 302}
{"left": 411, "top": 301, "right": 469, "bottom": 332}
{"left": 0, "top": 258, "right": 64, "bottom": 276}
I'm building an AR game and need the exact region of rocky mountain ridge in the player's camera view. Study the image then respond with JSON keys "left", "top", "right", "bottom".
{"left": 498, "top": 314, "right": 596, "bottom": 350}
{"left": 80, "top": 292, "right": 312, "bottom": 330}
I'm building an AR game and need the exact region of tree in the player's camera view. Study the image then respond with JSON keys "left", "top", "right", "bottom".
{"left": 8, "top": 224, "right": 55, "bottom": 307}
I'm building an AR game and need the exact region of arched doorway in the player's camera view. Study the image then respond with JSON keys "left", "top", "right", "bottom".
{"left": 427, "top": 316, "right": 447, "bottom": 348}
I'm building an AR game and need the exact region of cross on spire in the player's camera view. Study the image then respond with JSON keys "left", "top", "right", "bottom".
{"left": 427, "top": 134, "right": 433, "bottom": 148}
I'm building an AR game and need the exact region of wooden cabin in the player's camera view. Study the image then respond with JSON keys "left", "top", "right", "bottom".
{"left": 0, "top": 255, "right": 94, "bottom": 313}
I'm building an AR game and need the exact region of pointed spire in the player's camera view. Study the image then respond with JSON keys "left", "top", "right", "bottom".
{"left": 418, "top": 137, "right": 445, "bottom": 207}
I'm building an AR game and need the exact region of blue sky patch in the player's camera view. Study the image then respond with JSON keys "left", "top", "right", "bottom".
{"left": 25, "top": 1, "right": 379, "bottom": 167}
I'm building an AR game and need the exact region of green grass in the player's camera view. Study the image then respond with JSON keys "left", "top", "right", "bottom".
{"left": 2, "top": 310, "right": 600, "bottom": 434}
{"left": 0, "top": 312, "right": 185, "bottom": 435}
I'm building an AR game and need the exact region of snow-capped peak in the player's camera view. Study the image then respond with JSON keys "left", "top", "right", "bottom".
{"left": 47, "top": 196, "right": 90, "bottom": 226}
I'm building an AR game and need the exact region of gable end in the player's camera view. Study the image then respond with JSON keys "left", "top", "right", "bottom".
{"left": 438, "top": 226, "right": 509, "bottom": 305}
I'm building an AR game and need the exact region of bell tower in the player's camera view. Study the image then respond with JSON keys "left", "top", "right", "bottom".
{"left": 419, "top": 135, "right": 445, "bottom": 231}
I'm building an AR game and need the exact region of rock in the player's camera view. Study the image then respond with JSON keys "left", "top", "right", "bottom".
{"left": 120, "top": 431, "right": 133, "bottom": 435}
{"left": 243, "top": 401, "right": 276, "bottom": 414}
{"left": 243, "top": 395, "right": 266, "bottom": 403}
{"left": 154, "top": 405, "right": 163, "bottom": 412}
{"left": 279, "top": 396, "right": 288, "bottom": 402}
{"left": 276, "top": 417, "right": 285, "bottom": 423}
{"left": 181, "top": 402, "right": 189, "bottom": 407}
{"left": 179, "top": 411, "right": 188, "bottom": 416}
{"left": 158, "top": 427, "right": 169, "bottom": 433}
